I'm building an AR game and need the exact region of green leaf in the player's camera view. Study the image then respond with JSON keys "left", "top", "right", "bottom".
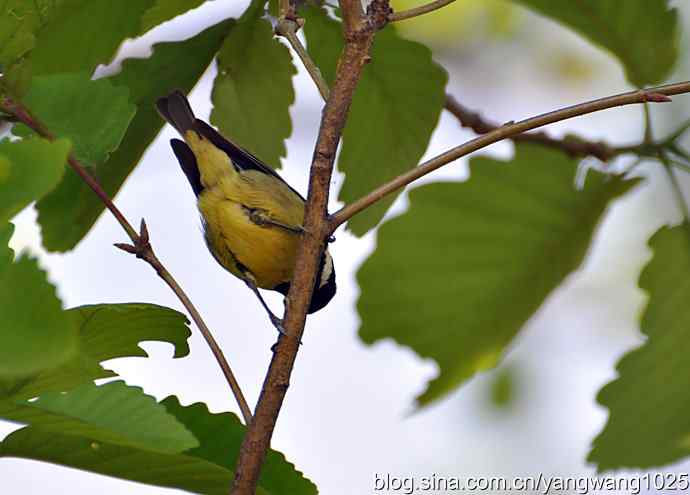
{"left": 0, "top": 137, "right": 70, "bottom": 223}
{"left": 141, "top": 0, "right": 207, "bottom": 33}
{"left": 15, "top": 73, "right": 136, "bottom": 167}
{"left": 488, "top": 365, "right": 517, "bottom": 409}
{"left": 357, "top": 144, "right": 640, "bottom": 406}
{"left": 0, "top": 0, "right": 60, "bottom": 68}
{"left": 589, "top": 224, "right": 690, "bottom": 470}
{"left": 211, "top": 2, "right": 296, "bottom": 168}
{"left": 0, "top": 381, "right": 198, "bottom": 454}
{"left": 513, "top": 0, "right": 679, "bottom": 87}
{"left": 162, "top": 397, "right": 317, "bottom": 494}
{"left": 0, "top": 303, "right": 191, "bottom": 400}
{"left": 0, "top": 397, "right": 317, "bottom": 495}
{"left": 0, "top": 254, "right": 78, "bottom": 378}
{"left": 302, "top": 7, "right": 447, "bottom": 235}
{"left": 35, "top": 19, "right": 233, "bottom": 252}
{"left": 28, "top": 0, "right": 156, "bottom": 76}
{"left": 0, "top": 17, "right": 34, "bottom": 67}
{"left": 0, "top": 223, "right": 14, "bottom": 273}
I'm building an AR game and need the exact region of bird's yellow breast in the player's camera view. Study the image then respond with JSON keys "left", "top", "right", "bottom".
{"left": 197, "top": 171, "right": 304, "bottom": 290}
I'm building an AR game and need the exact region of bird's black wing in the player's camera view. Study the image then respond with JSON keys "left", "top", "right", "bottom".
{"left": 194, "top": 119, "right": 306, "bottom": 201}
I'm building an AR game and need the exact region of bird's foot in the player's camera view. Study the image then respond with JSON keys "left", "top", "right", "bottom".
{"left": 246, "top": 207, "right": 306, "bottom": 235}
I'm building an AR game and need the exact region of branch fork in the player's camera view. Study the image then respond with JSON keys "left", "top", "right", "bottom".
{"left": 114, "top": 219, "right": 151, "bottom": 259}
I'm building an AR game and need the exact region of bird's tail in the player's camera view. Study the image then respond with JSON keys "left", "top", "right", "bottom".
{"left": 156, "top": 90, "right": 196, "bottom": 135}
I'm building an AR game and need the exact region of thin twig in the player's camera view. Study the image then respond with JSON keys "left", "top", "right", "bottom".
{"left": 445, "top": 94, "right": 618, "bottom": 161}
{"left": 670, "top": 144, "right": 690, "bottom": 162}
{"left": 330, "top": 82, "right": 690, "bottom": 231}
{"left": 0, "top": 94, "right": 253, "bottom": 426}
{"left": 229, "top": 1, "right": 390, "bottom": 493}
{"left": 445, "top": 93, "right": 690, "bottom": 161}
{"left": 276, "top": 15, "right": 330, "bottom": 101}
{"left": 279, "top": 0, "right": 294, "bottom": 18}
{"left": 389, "top": 0, "right": 455, "bottom": 22}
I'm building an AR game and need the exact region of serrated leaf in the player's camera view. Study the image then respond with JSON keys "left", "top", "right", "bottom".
{"left": 14, "top": 73, "right": 136, "bottom": 167}
{"left": 357, "top": 144, "right": 640, "bottom": 406}
{"left": 0, "top": 137, "right": 70, "bottom": 223}
{"left": 513, "top": 0, "right": 679, "bottom": 87}
{"left": 162, "top": 397, "right": 317, "bottom": 494}
{"left": 589, "top": 224, "right": 690, "bottom": 470}
{"left": 0, "top": 396, "right": 317, "bottom": 495}
{"left": 35, "top": 19, "right": 233, "bottom": 252}
{"left": 302, "top": 7, "right": 447, "bottom": 235}
{"left": 0, "top": 254, "right": 78, "bottom": 378}
{"left": 28, "top": 0, "right": 156, "bottom": 76}
{"left": 0, "top": 381, "right": 198, "bottom": 453}
{"left": 141, "top": 0, "right": 207, "bottom": 33}
{"left": 211, "top": 1, "right": 296, "bottom": 168}
{"left": 0, "top": 303, "right": 191, "bottom": 400}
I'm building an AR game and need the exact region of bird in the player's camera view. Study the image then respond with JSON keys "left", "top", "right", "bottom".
{"left": 155, "top": 90, "right": 336, "bottom": 333}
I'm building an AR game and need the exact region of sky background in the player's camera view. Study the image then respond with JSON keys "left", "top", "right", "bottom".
{"left": 3, "top": 0, "right": 690, "bottom": 493}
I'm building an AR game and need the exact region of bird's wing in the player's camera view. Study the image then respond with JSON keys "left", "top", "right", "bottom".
{"left": 193, "top": 119, "right": 306, "bottom": 202}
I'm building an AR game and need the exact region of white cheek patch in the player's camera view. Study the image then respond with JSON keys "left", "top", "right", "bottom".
{"left": 319, "top": 251, "right": 334, "bottom": 288}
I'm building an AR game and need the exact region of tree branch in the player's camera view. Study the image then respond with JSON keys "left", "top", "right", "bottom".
{"left": 229, "top": 1, "right": 390, "bottom": 493}
{"left": 275, "top": 1, "right": 330, "bottom": 101}
{"left": 329, "top": 82, "right": 690, "bottom": 231}
{"left": 445, "top": 94, "right": 619, "bottom": 161}
{"left": 389, "top": 0, "right": 456, "bottom": 22}
{"left": 0, "top": 94, "right": 253, "bottom": 426}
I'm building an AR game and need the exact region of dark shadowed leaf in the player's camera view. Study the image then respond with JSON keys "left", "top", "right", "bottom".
{"left": 303, "top": 7, "right": 447, "bottom": 235}
{"left": 141, "top": 0, "right": 207, "bottom": 33}
{"left": 211, "top": 1, "right": 296, "bottom": 168}
{"left": 14, "top": 74, "right": 136, "bottom": 167}
{"left": 513, "top": 0, "right": 678, "bottom": 87}
{"left": 590, "top": 224, "right": 690, "bottom": 470}
{"left": 0, "top": 396, "right": 317, "bottom": 495}
{"left": 0, "top": 381, "right": 198, "bottom": 453}
{"left": 0, "top": 303, "right": 191, "bottom": 400}
{"left": 357, "top": 144, "right": 639, "bottom": 406}
{"left": 0, "top": 254, "right": 77, "bottom": 378}
{"left": 0, "top": 137, "right": 70, "bottom": 223}
{"left": 35, "top": 19, "right": 233, "bottom": 252}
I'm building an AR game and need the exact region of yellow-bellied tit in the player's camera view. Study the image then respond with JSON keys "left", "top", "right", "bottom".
{"left": 156, "top": 90, "right": 336, "bottom": 331}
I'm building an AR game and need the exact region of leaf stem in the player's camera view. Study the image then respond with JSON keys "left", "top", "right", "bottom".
{"left": 389, "top": 0, "right": 456, "bottom": 22}
{"left": 668, "top": 158, "right": 690, "bottom": 175}
{"left": 229, "top": 1, "right": 390, "bottom": 493}
{"left": 329, "top": 82, "right": 690, "bottom": 231}
{"left": 0, "top": 94, "right": 253, "bottom": 426}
